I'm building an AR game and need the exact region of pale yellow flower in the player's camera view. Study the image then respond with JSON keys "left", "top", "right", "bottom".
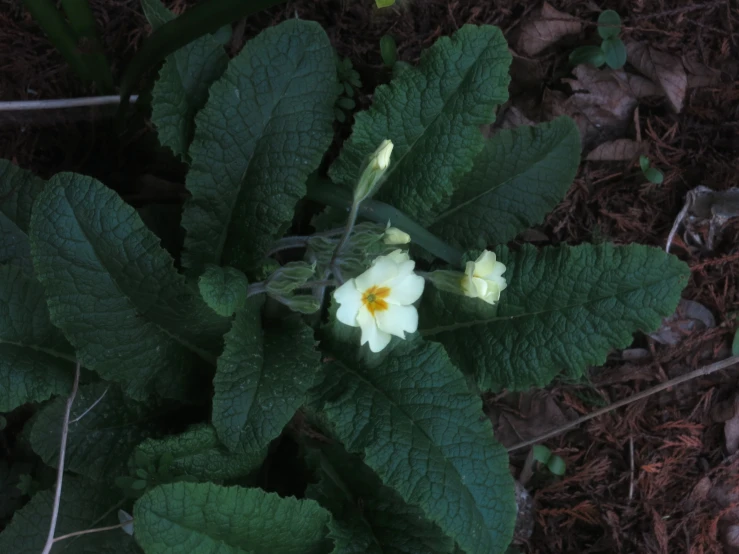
{"left": 333, "top": 250, "right": 424, "bottom": 352}
{"left": 372, "top": 139, "right": 394, "bottom": 170}
{"left": 461, "top": 250, "right": 507, "bottom": 305}
{"left": 383, "top": 225, "right": 411, "bottom": 245}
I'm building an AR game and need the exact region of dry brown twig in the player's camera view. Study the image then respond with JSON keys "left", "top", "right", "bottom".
{"left": 507, "top": 355, "right": 739, "bottom": 452}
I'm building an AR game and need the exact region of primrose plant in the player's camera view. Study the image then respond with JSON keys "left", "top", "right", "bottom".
{"left": 0, "top": 8, "right": 689, "bottom": 554}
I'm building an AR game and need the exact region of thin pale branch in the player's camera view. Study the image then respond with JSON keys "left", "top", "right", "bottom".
{"left": 52, "top": 521, "right": 130, "bottom": 543}
{"left": 41, "top": 361, "right": 81, "bottom": 554}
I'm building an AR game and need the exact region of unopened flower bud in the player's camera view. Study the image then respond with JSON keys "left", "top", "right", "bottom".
{"left": 353, "top": 139, "right": 394, "bottom": 203}
{"left": 383, "top": 225, "right": 411, "bottom": 245}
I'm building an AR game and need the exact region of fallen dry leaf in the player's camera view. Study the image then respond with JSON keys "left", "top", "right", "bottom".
{"left": 492, "top": 390, "right": 575, "bottom": 448}
{"left": 586, "top": 138, "right": 643, "bottom": 161}
{"left": 499, "top": 105, "right": 536, "bottom": 129}
{"left": 667, "top": 186, "right": 739, "bottom": 252}
{"left": 724, "top": 397, "right": 739, "bottom": 455}
{"left": 556, "top": 65, "right": 639, "bottom": 148}
{"left": 683, "top": 53, "right": 722, "bottom": 88}
{"left": 626, "top": 41, "right": 687, "bottom": 112}
{"left": 649, "top": 299, "right": 716, "bottom": 346}
{"left": 516, "top": 2, "right": 581, "bottom": 56}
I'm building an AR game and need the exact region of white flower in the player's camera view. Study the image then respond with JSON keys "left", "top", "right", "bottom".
{"left": 383, "top": 224, "right": 411, "bottom": 245}
{"left": 333, "top": 250, "right": 425, "bottom": 352}
{"left": 461, "top": 250, "right": 507, "bottom": 305}
{"left": 372, "top": 139, "right": 394, "bottom": 170}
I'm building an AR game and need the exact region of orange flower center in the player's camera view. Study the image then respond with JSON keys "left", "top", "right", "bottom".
{"left": 362, "top": 285, "right": 391, "bottom": 316}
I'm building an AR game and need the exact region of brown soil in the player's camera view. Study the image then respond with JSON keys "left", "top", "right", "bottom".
{"left": 1, "top": 0, "right": 738, "bottom": 552}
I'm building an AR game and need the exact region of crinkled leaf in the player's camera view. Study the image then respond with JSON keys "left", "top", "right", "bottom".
{"left": 329, "top": 25, "right": 511, "bottom": 226}
{"left": 198, "top": 265, "right": 249, "bottom": 316}
{"left": 131, "top": 424, "right": 264, "bottom": 482}
{"left": 430, "top": 117, "right": 580, "bottom": 249}
{"left": 134, "top": 482, "right": 331, "bottom": 554}
{"left": 213, "top": 305, "right": 319, "bottom": 453}
{"left": 307, "top": 443, "right": 455, "bottom": 554}
{"left": 29, "top": 382, "right": 156, "bottom": 481}
{"left": 420, "top": 243, "right": 690, "bottom": 390}
{"left": 314, "top": 340, "right": 515, "bottom": 554}
{"left": 0, "top": 159, "right": 46, "bottom": 270}
{"left": 182, "top": 19, "right": 337, "bottom": 275}
{"left": 141, "top": 0, "right": 229, "bottom": 159}
{"left": 29, "top": 173, "right": 230, "bottom": 401}
{"left": 0, "top": 475, "right": 141, "bottom": 554}
{"left": 0, "top": 265, "right": 75, "bottom": 411}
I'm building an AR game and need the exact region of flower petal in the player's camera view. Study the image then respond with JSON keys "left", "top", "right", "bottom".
{"left": 357, "top": 310, "right": 392, "bottom": 352}
{"left": 473, "top": 250, "right": 498, "bottom": 277}
{"left": 382, "top": 249, "right": 411, "bottom": 265}
{"left": 386, "top": 273, "right": 425, "bottom": 305}
{"left": 375, "top": 304, "right": 418, "bottom": 338}
{"left": 334, "top": 280, "right": 362, "bottom": 327}
{"left": 472, "top": 276, "right": 489, "bottom": 298}
{"left": 355, "top": 256, "right": 399, "bottom": 291}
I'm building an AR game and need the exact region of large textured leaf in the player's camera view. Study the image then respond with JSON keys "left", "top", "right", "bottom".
{"left": 213, "top": 306, "right": 319, "bottom": 453}
{"left": 307, "top": 443, "right": 455, "bottom": 554}
{"left": 29, "top": 173, "right": 230, "bottom": 400}
{"left": 0, "top": 159, "right": 46, "bottom": 270}
{"left": 0, "top": 475, "right": 141, "bottom": 554}
{"left": 315, "top": 340, "right": 515, "bottom": 554}
{"left": 0, "top": 265, "right": 75, "bottom": 411}
{"left": 134, "top": 482, "right": 331, "bottom": 554}
{"left": 430, "top": 117, "right": 581, "bottom": 249}
{"left": 182, "top": 19, "right": 337, "bottom": 274}
{"left": 141, "top": 0, "right": 228, "bottom": 159}
{"left": 329, "top": 25, "right": 511, "bottom": 226}
{"left": 131, "top": 424, "right": 264, "bottom": 482}
{"left": 420, "top": 244, "right": 690, "bottom": 390}
{"left": 198, "top": 265, "right": 249, "bottom": 316}
{"left": 29, "top": 382, "right": 156, "bottom": 481}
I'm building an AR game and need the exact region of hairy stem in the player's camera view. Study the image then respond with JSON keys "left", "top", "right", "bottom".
{"left": 306, "top": 180, "right": 463, "bottom": 266}
{"left": 41, "top": 362, "right": 81, "bottom": 554}
{"left": 267, "top": 228, "right": 344, "bottom": 256}
{"left": 52, "top": 521, "right": 129, "bottom": 543}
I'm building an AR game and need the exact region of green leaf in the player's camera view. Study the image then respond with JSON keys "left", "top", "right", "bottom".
{"left": 314, "top": 340, "right": 516, "bottom": 554}
{"left": 380, "top": 35, "right": 397, "bottom": 67}
{"left": 602, "top": 37, "right": 627, "bottom": 69}
{"left": 198, "top": 265, "right": 249, "bottom": 316}
{"left": 732, "top": 328, "right": 739, "bottom": 356}
{"left": 134, "top": 482, "right": 331, "bottom": 553}
{"left": 568, "top": 45, "right": 606, "bottom": 67}
{"left": 547, "top": 455, "right": 566, "bottom": 476}
{"left": 213, "top": 305, "right": 319, "bottom": 453}
{"left": 597, "top": 10, "right": 622, "bottom": 40}
{"left": 429, "top": 117, "right": 581, "bottom": 249}
{"left": 141, "top": 0, "right": 229, "bottom": 159}
{"left": 644, "top": 167, "right": 664, "bottom": 184}
{"left": 376, "top": 0, "right": 395, "bottom": 7}
{"left": 182, "top": 19, "right": 337, "bottom": 275}
{"left": 329, "top": 25, "right": 511, "bottom": 227}
{"left": 307, "top": 443, "right": 455, "bottom": 554}
{"left": 0, "top": 264, "right": 76, "bottom": 411}
{"left": 420, "top": 243, "right": 690, "bottom": 390}
{"left": 29, "top": 173, "right": 230, "bottom": 400}
{"left": 639, "top": 155, "right": 651, "bottom": 172}
{"left": 532, "top": 445, "right": 551, "bottom": 464}
{"left": 29, "top": 382, "right": 156, "bottom": 481}
{"left": 131, "top": 424, "right": 265, "bottom": 482}
{"left": 0, "top": 159, "right": 46, "bottom": 270}
{"left": 0, "top": 475, "right": 140, "bottom": 554}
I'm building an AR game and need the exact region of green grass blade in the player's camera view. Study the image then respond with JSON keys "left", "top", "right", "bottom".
{"left": 59, "top": 0, "right": 113, "bottom": 91}
{"left": 118, "top": 0, "right": 286, "bottom": 112}
{"left": 22, "top": 0, "right": 92, "bottom": 82}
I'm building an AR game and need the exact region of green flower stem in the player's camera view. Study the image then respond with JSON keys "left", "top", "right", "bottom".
{"left": 329, "top": 200, "right": 360, "bottom": 283}
{"left": 247, "top": 279, "right": 336, "bottom": 298}
{"left": 307, "top": 180, "right": 463, "bottom": 266}
{"left": 22, "top": 0, "right": 92, "bottom": 83}
{"left": 118, "top": 0, "right": 286, "bottom": 113}
{"left": 267, "top": 228, "right": 343, "bottom": 256}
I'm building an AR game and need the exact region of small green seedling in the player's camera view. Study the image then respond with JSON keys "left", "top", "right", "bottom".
{"left": 533, "top": 445, "right": 567, "bottom": 476}
{"left": 334, "top": 56, "right": 362, "bottom": 122}
{"left": 732, "top": 327, "right": 739, "bottom": 356}
{"left": 570, "top": 10, "right": 627, "bottom": 69}
{"left": 640, "top": 155, "right": 664, "bottom": 184}
{"left": 380, "top": 35, "right": 398, "bottom": 67}
{"left": 376, "top": 0, "right": 395, "bottom": 7}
